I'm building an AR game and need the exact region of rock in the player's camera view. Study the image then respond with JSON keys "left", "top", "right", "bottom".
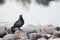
{"left": 21, "top": 24, "right": 48, "bottom": 35}
{"left": 21, "top": 24, "right": 37, "bottom": 34}
{"left": 49, "top": 38, "right": 60, "bottom": 40}
{"left": 0, "top": 27, "right": 6, "bottom": 38}
{"left": 54, "top": 27, "right": 60, "bottom": 31}
{"left": 45, "top": 34, "right": 51, "bottom": 38}
{"left": 52, "top": 31, "right": 60, "bottom": 38}
{"left": 20, "top": 39, "right": 30, "bottom": 40}
{"left": 14, "top": 28, "right": 28, "bottom": 40}
{"left": 47, "top": 24, "right": 54, "bottom": 27}
{"left": 43, "top": 34, "right": 52, "bottom": 39}
{"left": 3, "top": 34, "right": 20, "bottom": 40}
{"left": 5, "top": 27, "right": 13, "bottom": 34}
{"left": 28, "top": 33, "right": 42, "bottom": 40}
{"left": 37, "top": 38, "right": 47, "bottom": 40}
{"left": 0, "top": 38, "right": 3, "bottom": 40}
{"left": 37, "top": 25, "right": 54, "bottom": 35}
{"left": 0, "top": 24, "right": 13, "bottom": 34}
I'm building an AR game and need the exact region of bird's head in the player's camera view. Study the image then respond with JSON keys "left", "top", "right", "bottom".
{"left": 19, "top": 14, "right": 23, "bottom": 19}
{"left": 19, "top": 14, "right": 22, "bottom": 17}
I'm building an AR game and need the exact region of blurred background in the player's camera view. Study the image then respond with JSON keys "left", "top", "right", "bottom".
{"left": 0, "top": 0, "right": 60, "bottom": 27}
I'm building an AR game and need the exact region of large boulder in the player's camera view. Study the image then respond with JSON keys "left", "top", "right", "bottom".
{"left": 21, "top": 24, "right": 37, "bottom": 34}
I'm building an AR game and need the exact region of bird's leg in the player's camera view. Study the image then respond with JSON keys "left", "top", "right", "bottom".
{"left": 18, "top": 27, "right": 21, "bottom": 32}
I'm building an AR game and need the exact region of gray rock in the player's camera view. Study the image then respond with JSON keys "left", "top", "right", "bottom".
{"left": 21, "top": 24, "right": 37, "bottom": 33}
{"left": 3, "top": 34, "right": 20, "bottom": 40}
{"left": 0, "top": 27, "right": 6, "bottom": 38}
{"left": 52, "top": 31, "right": 60, "bottom": 38}
{"left": 28, "top": 33, "right": 42, "bottom": 40}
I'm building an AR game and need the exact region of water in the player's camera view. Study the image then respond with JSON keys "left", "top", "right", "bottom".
{"left": 0, "top": 0, "right": 60, "bottom": 27}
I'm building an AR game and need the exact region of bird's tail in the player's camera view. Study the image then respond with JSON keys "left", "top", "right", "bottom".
{"left": 11, "top": 26, "right": 15, "bottom": 34}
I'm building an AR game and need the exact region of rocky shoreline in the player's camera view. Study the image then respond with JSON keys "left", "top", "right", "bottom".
{"left": 0, "top": 24, "right": 60, "bottom": 40}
